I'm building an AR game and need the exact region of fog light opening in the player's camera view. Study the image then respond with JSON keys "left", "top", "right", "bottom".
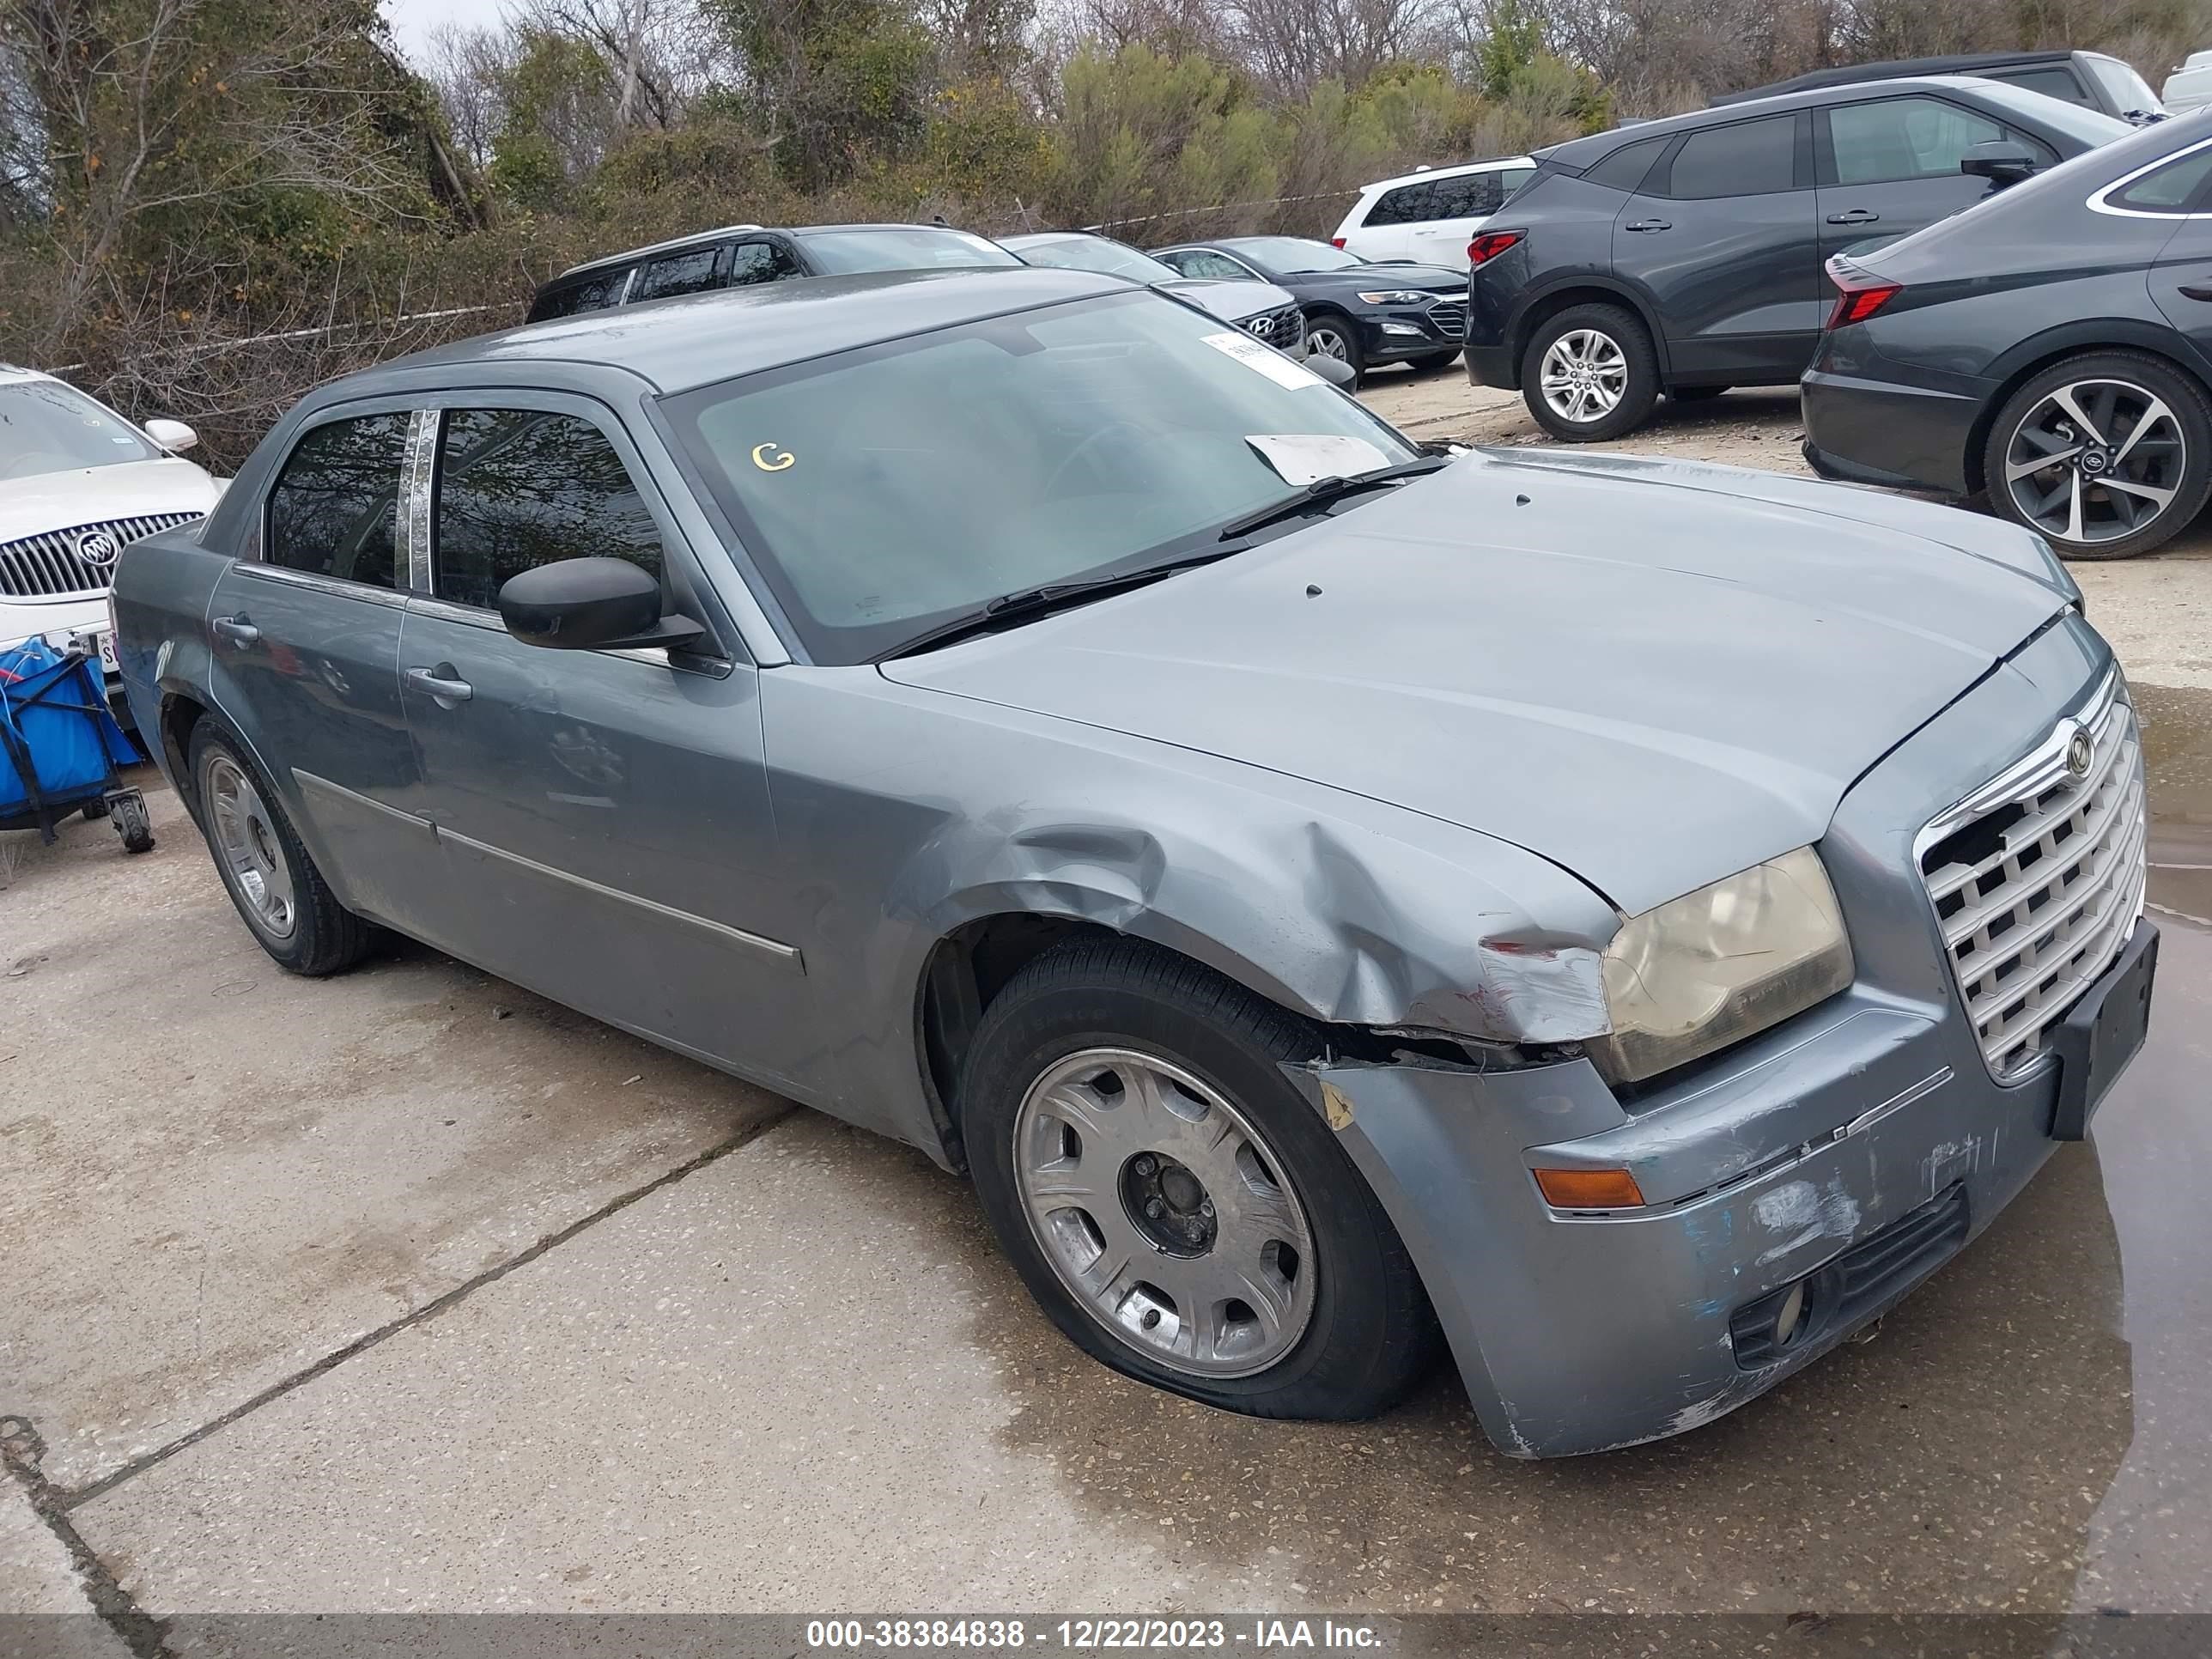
{"left": 1772, "top": 1279, "right": 1808, "bottom": 1349}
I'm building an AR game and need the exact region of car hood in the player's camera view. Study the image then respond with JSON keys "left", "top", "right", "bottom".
{"left": 1156, "top": 277, "right": 1297, "bottom": 321}
{"left": 0, "top": 458, "right": 221, "bottom": 544}
{"left": 1300, "top": 264, "right": 1466, "bottom": 295}
{"left": 883, "top": 449, "right": 2075, "bottom": 917}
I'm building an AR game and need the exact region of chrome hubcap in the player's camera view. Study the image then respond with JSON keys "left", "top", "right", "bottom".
{"left": 2004, "top": 379, "right": 2185, "bottom": 546}
{"left": 1539, "top": 328, "right": 1627, "bottom": 422}
{"left": 1307, "top": 326, "right": 1350, "bottom": 362}
{"left": 1013, "top": 1048, "right": 1316, "bottom": 1378}
{"left": 206, "top": 755, "right": 296, "bottom": 939}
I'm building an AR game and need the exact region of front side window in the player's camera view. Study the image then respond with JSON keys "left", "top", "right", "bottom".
{"left": 1667, "top": 116, "right": 1799, "bottom": 197}
{"left": 264, "top": 412, "right": 407, "bottom": 589}
{"left": 0, "top": 380, "right": 159, "bottom": 480}
{"left": 730, "top": 240, "right": 804, "bottom": 285}
{"left": 794, "top": 228, "right": 1019, "bottom": 274}
{"left": 1159, "top": 248, "right": 1253, "bottom": 281}
{"left": 1827, "top": 97, "right": 2004, "bottom": 185}
{"left": 633, "top": 246, "right": 724, "bottom": 302}
{"left": 1364, "top": 182, "right": 1436, "bottom": 226}
{"left": 662, "top": 289, "right": 1419, "bottom": 663}
{"left": 431, "top": 409, "right": 664, "bottom": 611}
{"left": 1428, "top": 172, "right": 1502, "bottom": 219}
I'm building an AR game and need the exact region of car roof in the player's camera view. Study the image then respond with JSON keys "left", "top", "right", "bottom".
{"left": 998, "top": 230, "right": 1122, "bottom": 246}
{"left": 1711, "top": 50, "right": 2079, "bottom": 106}
{"left": 1544, "top": 75, "right": 2014, "bottom": 167}
{"left": 1359, "top": 155, "right": 1534, "bottom": 195}
{"left": 552, "top": 222, "right": 977, "bottom": 283}
{"left": 317, "top": 267, "right": 1130, "bottom": 401}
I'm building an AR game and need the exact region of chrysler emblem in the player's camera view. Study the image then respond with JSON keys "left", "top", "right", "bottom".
{"left": 74, "top": 529, "right": 121, "bottom": 568}
{"left": 2065, "top": 728, "right": 2094, "bottom": 780}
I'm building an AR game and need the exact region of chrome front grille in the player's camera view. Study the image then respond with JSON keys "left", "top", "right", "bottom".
{"left": 1917, "top": 669, "right": 2147, "bottom": 1079}
{"left": 1243, "top": 306, "right": 1305, "bottom": 351}
{"left": 0, "top": 513, "right": 204, "bottom": 600}
{"left": 1427, "top": 297, "right": 1468, "bottom": 339}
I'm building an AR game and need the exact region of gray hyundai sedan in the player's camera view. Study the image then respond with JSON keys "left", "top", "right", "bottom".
{"left": 112, "top": 266, "right": 2156, "bottom": 1456}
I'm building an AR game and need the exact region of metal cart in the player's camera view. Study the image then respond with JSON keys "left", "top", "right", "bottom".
{"left": 0, "top": 636, "right": 154, "bottom": 854}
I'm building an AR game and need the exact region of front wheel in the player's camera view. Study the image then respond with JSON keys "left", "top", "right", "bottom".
{"left": 1520, "top": 302, "right": 1660, "bottom": 441}
{"left": 1303, "top": 314, "right": 1366, "bottom": 385}
{"left": 960, "top": 939, "right": 1438, "bottom": 1420}
{"left": 1981, "top": 351, "right": 2212, "bottom": 561}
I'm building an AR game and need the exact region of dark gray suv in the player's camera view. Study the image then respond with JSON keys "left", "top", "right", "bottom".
{"left": 1462, "top": 76, "right": 2130, "bottom": 440}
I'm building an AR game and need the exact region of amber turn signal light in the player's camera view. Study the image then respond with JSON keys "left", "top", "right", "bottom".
{"left": 1532, "top": 1166, "right": 1645, "bottom": 1209}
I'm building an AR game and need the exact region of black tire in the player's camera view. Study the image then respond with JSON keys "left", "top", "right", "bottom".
{"left": 1981, "top": 350, "right": 2212, "bottom": 562}
{"left": 186, "top": 720, "right": 378, "bottom": 975}
{"left": 1670, "top": 385, "right": 1729, "bottom": 403}
{"left": 1519, "top": 301, "right": 1660, "bottom": 442}
{"left": 959, "top": 938, "right": 1439, "bottom": 1420}
{"left": 81, "top": 799, "right": 106, "bottom": 822}
{"left": 1303, "top": 312, "right": 1366, "bottom": 385}
{"left": 1412, "top": 349, "right": 1462, "bottom": 374}
{"left": 111, "top": 794, "right": 154, "bottom": 854}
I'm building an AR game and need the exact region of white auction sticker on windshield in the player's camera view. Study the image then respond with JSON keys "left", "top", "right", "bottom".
{"left": 1245, "top": 433, "right": 1391, "bottom": 485}
{"left": 1200, "top": 331, "right": 1328, "bottom": 389}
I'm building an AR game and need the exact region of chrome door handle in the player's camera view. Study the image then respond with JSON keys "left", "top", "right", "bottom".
{"left": 210, "top": 615, "right": 259, "bottom": 647}
{"left": 404, "top": 666, "right": 473, "bottom": 703}
{"left": 1825, "top": 209, "right": 1881, "bottom": 225}
{"left": 1625, "top": 218, "right": 1672, "bottom": 233}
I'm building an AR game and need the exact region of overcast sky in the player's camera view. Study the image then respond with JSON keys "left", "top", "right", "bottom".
{"left": 383, "top": 0, "right": 514, "bottom": 65}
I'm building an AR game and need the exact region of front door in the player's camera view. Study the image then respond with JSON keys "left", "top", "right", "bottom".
{"left": 1815, "top": 94, "right": 2031, "bottom": 266}
{"left": 204, "top": 407, "right": 439, "bottom": 934}
{"left": 1615, "top": 112, "right": 1824, "bottom": 380}
{"left": 395, "top": 397, "right": 821, "bottom": 1091}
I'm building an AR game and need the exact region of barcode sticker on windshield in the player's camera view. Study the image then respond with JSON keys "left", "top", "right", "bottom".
{"left": 1200, "top": 331, "right": 1328, "bottom": 390}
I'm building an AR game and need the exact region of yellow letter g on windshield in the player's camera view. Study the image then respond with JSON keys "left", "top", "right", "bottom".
{"left": 751, "top": 442, "right": 795, "bottom": 473}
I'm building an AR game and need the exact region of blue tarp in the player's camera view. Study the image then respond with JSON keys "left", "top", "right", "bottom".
{"left": 0, "top": 636, "right": 142, "bottom": 817}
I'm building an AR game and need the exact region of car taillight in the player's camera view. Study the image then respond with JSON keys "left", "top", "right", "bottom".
{"left": 1330, "top": 236, "right": 1346, "bottom": 249}
{"left": 1467, "top": 230, "right": 1523, "bottom": 267}
{"left": 1824, "top": 256, "right": 1902, "bottom": 329}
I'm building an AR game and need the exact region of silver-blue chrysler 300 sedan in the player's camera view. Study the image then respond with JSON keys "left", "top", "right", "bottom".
{"left": 112, "top": 266, "right": 2157, "bottom": 1456}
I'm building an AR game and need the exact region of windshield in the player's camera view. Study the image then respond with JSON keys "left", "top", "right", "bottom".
{"left": 1970, "top": 79, "right": 2136, "bottom": 147}
{"left": 663, "top": 289, "right": 1419, "bottom": 663}
{"left": 793, "top": 228, "right": 1020, "bottom": 274}
{"left": 2085, "top": 54, "right": 2165, "bottom": 115}
{"left": 1010, "top": 236, "right": 1182, "bottom": 283}
{"left": 0, "top": 379, "right": 158, "bottom": 479}
{"left": 1233, "top": 238, "right": 1364, "bottom": 273}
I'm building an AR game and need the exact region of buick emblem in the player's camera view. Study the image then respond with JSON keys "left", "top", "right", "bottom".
{"left": 2065, "top": 728, "right": 2094, "bottom": 780}
{"left": 74, "top": 529, "right": 120, "bottom": 568}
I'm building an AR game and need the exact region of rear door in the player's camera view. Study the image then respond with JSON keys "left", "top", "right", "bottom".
{"left": 1406, "top": 165, "right": 1535, "bottom": 269}
{"left": 1815, "top": 94, "right": 2043, "bottom": 264}
{"left": 2131, "top": 144, "right": 2212, "bottom": 375}
{"left": 1351, "top": 181, "right": 1435, "bottom": 262}
{"left": 1614, "top": 112, "right": 1822, "bottom": 379}
{"left": 727, "top": 234, "right": 807, "bottom": 287}
{"left": 395, "top": 394, "right": 820, "bottom": 1090}
{"left": 204, "top": 405, "right": 435, "bottom": 932}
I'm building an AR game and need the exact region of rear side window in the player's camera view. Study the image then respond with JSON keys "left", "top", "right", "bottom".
{"left": 1583, "top": 137, "right": 1668, "bottom": 193}
{"left": 531, "top": 271, "right": 624, "bottom": 321}
{"left": 1827, "top": 97, "right": 2005, "bottom": 185}
{"left": 2110, "top": 145, "right": 2212, "bottom": 212}
{"left": 633, "top": 245, "right": 724, "bottom": 302}
{"left": 265, "top": 413, "right": 407, "bottom": 590}
{"left": 1430, "top": 171, "right": 1506, "bottom": 218}
{"left": 432, "top": 409, "right": 665, "bottom": 611}
{"left": 1364, "top": 182, "right": 1436, "bottom": 226}
{"left": 1666, "top": 116, "right": 1799, "bottom": 198}
{"left": 729, "top": 240, "right": 804, "bottom": 285}
{"left": 1985, "top": 66, "right": 2093, "bottom": 107}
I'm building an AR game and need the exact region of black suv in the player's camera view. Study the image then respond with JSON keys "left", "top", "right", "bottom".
{"left": 527, "top": 223, "right": 1021, "bottom": 321}
{"left": 1715, "top": 50, "right": 2168, "bottom": 125}
{"left": 1462, "top": 76, "right": 2130, "bottom": 440}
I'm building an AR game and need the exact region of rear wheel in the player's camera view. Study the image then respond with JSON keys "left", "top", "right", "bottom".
{"left": 1304, "top": 313, "right": 1366, "bottom": 385}
{"left": 960, "top": 939, "right": 1438, "bottom": 1419}
{"left": 188, "top": 722, "right": 379, "bottom": 975}
{"left": 1982, "top": 351, "right": 2212, "bottom": 561}
{"left": 1521, "top": 302, "right": 1659, "bottom": 441}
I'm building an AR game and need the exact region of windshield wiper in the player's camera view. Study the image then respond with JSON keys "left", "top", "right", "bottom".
{"left": 1214, "top": 456, "right": 1450, "bottom": 542}
{"left": 880, "top": 547, "right": 1243, "bottom": 659}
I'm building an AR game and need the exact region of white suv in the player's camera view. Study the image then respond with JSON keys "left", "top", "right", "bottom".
{"left": 2, "top": 366, "right": 222, "bottom": 701}
{"left": 1331, "top": 156, "right": 1536, "bottom": 268}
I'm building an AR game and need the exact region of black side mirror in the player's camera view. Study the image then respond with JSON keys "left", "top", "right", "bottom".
{"left": 1306, "top": 353, "right": 1358, "bottom": 388}
{"left": 1961, "top": 140, "right": 2039, "bottom": 188}
{"left": 496, "top": 557, "right": 706, "bottom": 651}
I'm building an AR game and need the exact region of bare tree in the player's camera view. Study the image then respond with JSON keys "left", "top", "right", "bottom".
{"left": 1231, "top": 0, "right": 1448, "bottom": 93}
